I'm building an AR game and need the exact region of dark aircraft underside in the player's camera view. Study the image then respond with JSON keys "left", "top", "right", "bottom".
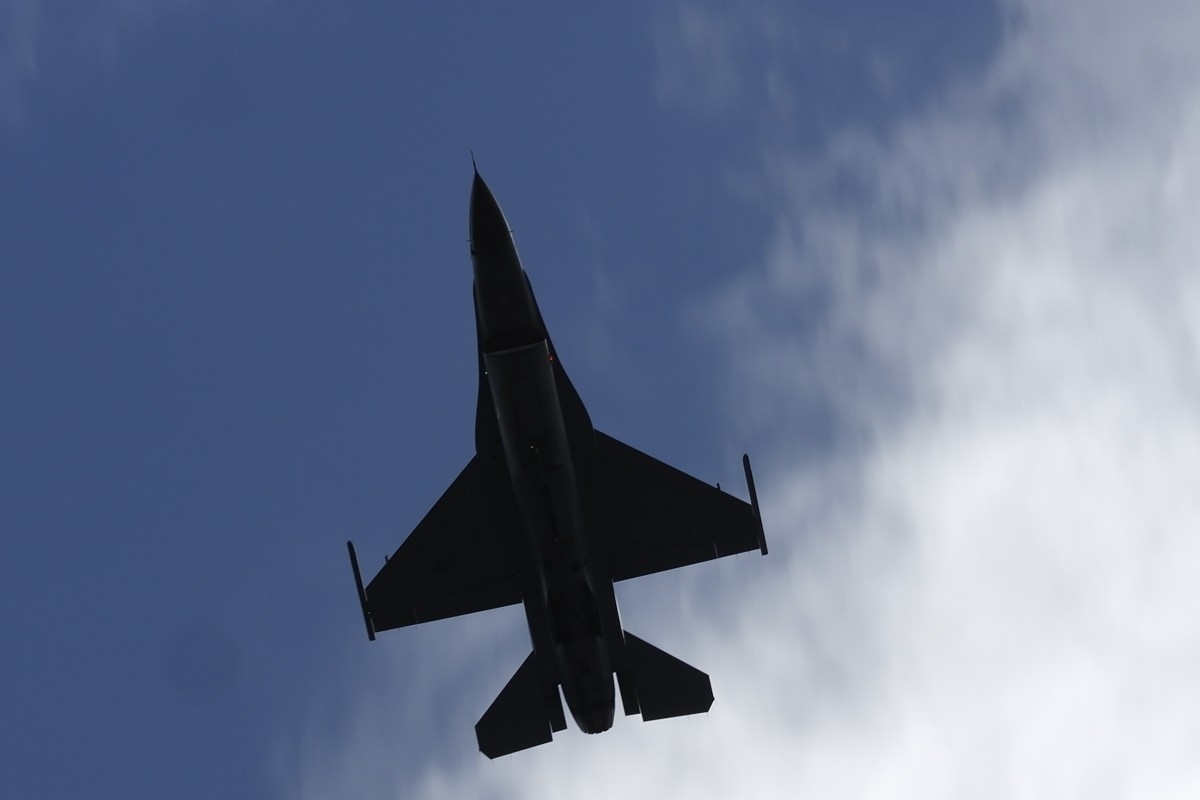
{"left": 347, "top": 168, "right": 767, "bottom": 758}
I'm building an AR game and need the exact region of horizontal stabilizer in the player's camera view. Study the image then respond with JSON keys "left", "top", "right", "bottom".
{"left": 624, "top": 631, "right": 714, "bottom": 721}
{"left": 475, "top": 652, "right": 558, "bottom": 759}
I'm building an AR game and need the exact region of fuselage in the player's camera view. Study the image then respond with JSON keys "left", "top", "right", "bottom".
{"left": 469, "top": 171, "right": 616, "bottom": 734}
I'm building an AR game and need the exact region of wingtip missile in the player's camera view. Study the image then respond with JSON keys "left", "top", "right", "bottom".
{"left": 347, "top": 540, "right": 376, "bottom": 641}
{"left": 742, "top": 454, "right": 768, "bottom": 555}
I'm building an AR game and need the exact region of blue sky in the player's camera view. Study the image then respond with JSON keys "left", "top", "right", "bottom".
{"left": 4, "top": 2, "right": 1199, "bottom": 798}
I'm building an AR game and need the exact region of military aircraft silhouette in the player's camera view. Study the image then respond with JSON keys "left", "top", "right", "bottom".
{"left": 347, "top": 168, "right": 767, "bottom": 758}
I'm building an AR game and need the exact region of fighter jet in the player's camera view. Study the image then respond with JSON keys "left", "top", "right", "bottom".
{"left": 347, "top": 168, "right": 767, "bottom": 758}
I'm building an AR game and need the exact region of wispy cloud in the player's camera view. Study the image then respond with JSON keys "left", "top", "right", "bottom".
{"left": 0, "top": 0, "right": 199, "bottom": 127}
{"left": 292, "top": 1, "right": 1200, "bottom": 796}
{"left": 0, "top": 0, "right": 40, "bottom": 125}
{"left": 652, "top": 1, "right": 805, "bottom": 117}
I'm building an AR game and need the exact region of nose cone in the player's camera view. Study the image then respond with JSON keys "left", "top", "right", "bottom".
{"left": 469, "top": 168, "right": 541, "bottom": 349}
{"left": 470, "top": 170, "right": 517, "bottom": 261}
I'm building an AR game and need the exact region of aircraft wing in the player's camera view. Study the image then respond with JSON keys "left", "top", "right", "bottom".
{"left": 591, "top": 431, "right": 767, "bottom": 584}
{"left": 357, "top": 455, "right": 526, "bottom": 634}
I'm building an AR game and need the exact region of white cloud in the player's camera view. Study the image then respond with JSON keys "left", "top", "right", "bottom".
{"left": 708, "top": 0, "right": 1200, "bottom": 795}
{"left": 292, "top": 1, "right": 1200, "bottom": 796}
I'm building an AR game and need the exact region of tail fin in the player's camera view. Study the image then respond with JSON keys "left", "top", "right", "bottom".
{"left": 475, "top": 651, "right": 562, "bottom": 758}
{"left": 623, "top": 631, "right": 714, "bottom": 721}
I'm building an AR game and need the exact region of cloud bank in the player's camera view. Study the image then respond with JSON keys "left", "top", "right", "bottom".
{"left": 291, "top": 1, "right": 1200, "bottom": 796}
